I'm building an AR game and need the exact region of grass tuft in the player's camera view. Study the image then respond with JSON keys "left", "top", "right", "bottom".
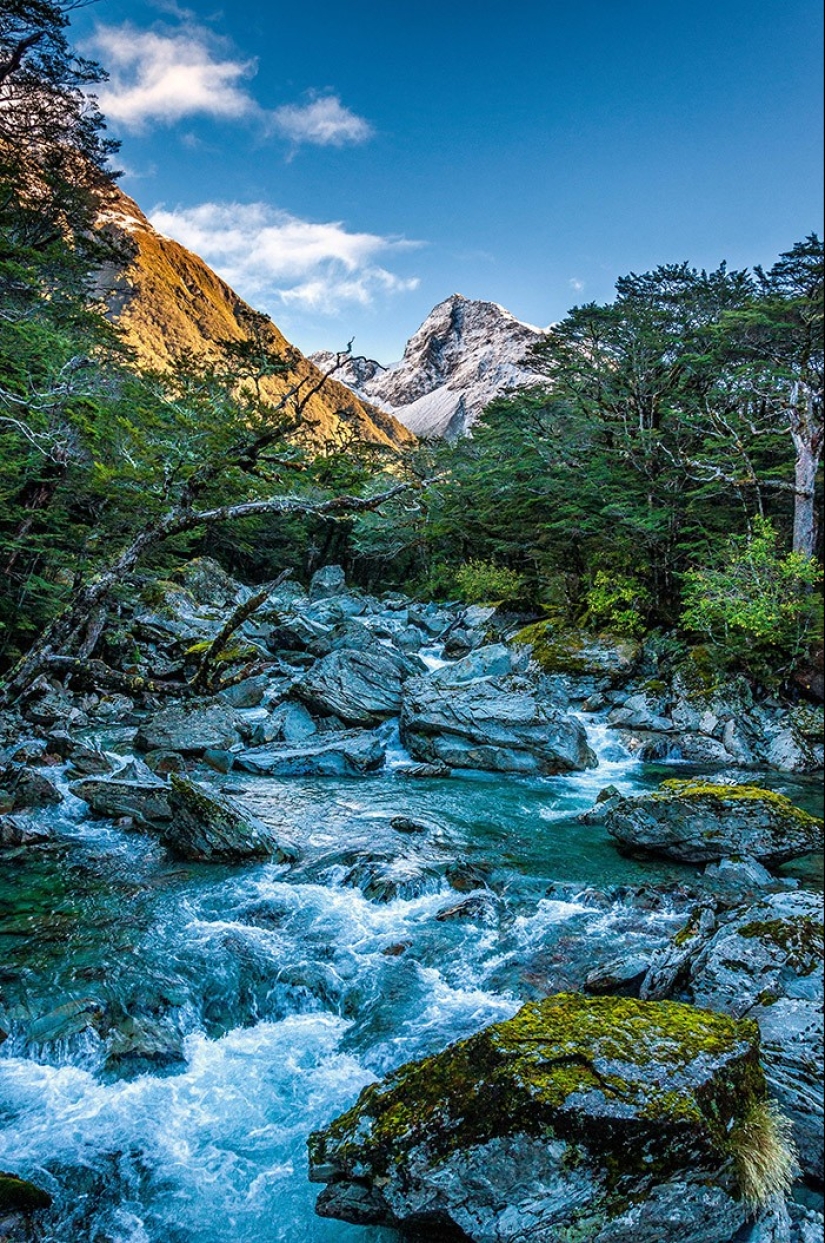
{"left": 730, "top": 1099, "right": 799, "bottom": 1211}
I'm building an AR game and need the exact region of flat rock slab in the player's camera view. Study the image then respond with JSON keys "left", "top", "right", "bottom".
{"left": 135, "top": 701, "right": 242, "bottom": 754}
{"left": 604, "top": 780, "right": 823, "bottom": 865}
{"left": 71, "top": 777, "right": 172, "bottom": 826}
{"left": 236, "top": 730, "right": 385, "bottom": 777}
{"left": 309, "top": 993, "right": 769, "bottom": 1243}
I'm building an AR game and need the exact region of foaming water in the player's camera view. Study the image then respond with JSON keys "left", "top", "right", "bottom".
{"left": 2, "top": 703, "right": 822, "bottom": 1241}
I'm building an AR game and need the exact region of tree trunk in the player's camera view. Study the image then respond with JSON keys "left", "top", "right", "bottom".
{"left": 790, "top": 386, "right": 823, "bottom": 558}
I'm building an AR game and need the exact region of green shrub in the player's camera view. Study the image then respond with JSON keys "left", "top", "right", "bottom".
{"left": 680, "top": 518, "right": 822, "bottom": 680}
{"left": 585, "top": 571, "right": 650, "bottom": 637}
{"left": 454, "top": 560, "right": 524, "bottom": 604}
{"left": 729, "top": 1099, "right": 798, "bottom": 1210}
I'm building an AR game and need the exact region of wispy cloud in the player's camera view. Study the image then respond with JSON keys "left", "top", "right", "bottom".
{"left": 568, "top": 277, "right": 585, "bottom": 293}
{"left": 86, "top": 23, "right": 373, "bottom": 148}
{"left": 269, "top": 94, "right": 373, "bottom": 148}
{"left": 150, "top": 202, "right": 420, "bottom": 313}
{"left": 89, "top": 24, "right": 258, "bottom": 129}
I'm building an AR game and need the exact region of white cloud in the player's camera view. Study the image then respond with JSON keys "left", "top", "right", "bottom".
{"left": 568, "top": 277, "right": 585, "bottom": 293}
{"left": 87, "top": 25, "right": 373, "bottom": 147}
{"left": 150, "top": 201, "right": 420, "bottom": 313}
{"left": 88, "top": 24, "right": 259, "bottom": 129}
{"left": 270, "top": 95, "right": 373, "bottom": 147}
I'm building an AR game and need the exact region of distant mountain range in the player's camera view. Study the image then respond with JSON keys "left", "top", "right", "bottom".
{"left": 94, "top": 189, "right": 414, "bottom": 451}
{"left": 312, "top": 294, "right": 546, "bottom": 438}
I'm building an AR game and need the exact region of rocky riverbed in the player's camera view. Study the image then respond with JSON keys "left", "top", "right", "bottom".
{"left": 0, "top": 560, "right": 822, "bottom": 1243}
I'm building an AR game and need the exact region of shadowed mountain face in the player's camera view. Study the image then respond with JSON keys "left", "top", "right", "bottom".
{"left": 94, "top": 189, "right": 415, "bottom": 452}
{"left": 312, "top": 293, "right": 546, "bottom": 439}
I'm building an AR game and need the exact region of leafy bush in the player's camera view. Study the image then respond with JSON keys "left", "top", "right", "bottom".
{"left": 454, "top": 559, "right": 524, "bottom": 604}
{"left": 585, "top": 571, "right": 651, "bottom": 637}
{"left": 680, "top": 518, "right": 822, "bottom": 679}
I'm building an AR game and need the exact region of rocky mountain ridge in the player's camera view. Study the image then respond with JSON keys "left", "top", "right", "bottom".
{"left": 94, "top": 188, "right": 414, "bottom": 451}
{"left": 312, "top": 293, "right": 546, "bottom": 438}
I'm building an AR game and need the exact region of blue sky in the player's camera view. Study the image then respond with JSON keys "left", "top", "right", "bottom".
{"left": 72, "top": 0, "right": 824, "bottom": 361}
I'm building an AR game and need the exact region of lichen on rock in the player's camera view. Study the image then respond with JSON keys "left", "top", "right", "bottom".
{"left": 309, "top": 993, "right": 780, "bottom": 1242}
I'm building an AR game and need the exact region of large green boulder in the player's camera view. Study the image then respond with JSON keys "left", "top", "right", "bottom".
{"left": 309, "top": 993, "right": 789, "bottom": 1242}
{"left": 604, "top": 780, "right": 823, "bottom": 865}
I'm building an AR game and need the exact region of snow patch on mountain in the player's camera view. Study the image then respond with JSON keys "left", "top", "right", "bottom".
{"left": 311, "top": 293, "right": 546, "bottom": 438}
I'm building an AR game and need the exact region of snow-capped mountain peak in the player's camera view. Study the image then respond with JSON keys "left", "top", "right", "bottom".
{"left": 311, "top": 293, "right": 546, "bottom": 439}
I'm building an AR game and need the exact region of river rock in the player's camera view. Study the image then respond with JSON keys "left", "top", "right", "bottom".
{"left": 163, "top": 775, "right": 296, "bottom": 862}
{"left": 0, "top": 814, "right": 49, "bottom": 847}
{"left": 135, "top": 701, "right": 242, "bottom": 754}
{"left": 604, "top": 780, "right": 823, "bottom": 865}
{"left": 400, "top": 674, "right": 595, "bottom": 774}
{"left": 309, "top": 564, "right": 347, "bottom": 600}
{"left": 236, "top": 730, "right": 385, "bottom": 777}
{"left": 686, "top": 891, "right": 824, "bottom": 1183}
{"left": 71, "top": 776, "right": 172, "bottom": 827}
{"left": 0, "top": 1173, "right": 53, "bottom": 1236}
{"left": 172, "top": 556, "right": 243, "bottom": 608}
{"left": 296, "top": 647, "right": 413, "bottom": 726}
{"left": 514, "top": 623, "right": 641, "bottom": 683}
{"left": 309, "top": 993, "right": 775, "bottom": 1242}
{"left": 0, "top": 763, "right": 62, "bottom": 812}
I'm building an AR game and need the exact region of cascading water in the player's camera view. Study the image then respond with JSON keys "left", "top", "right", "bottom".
{"left": 1, "top": 694, "right": 822, "bottom": 1241}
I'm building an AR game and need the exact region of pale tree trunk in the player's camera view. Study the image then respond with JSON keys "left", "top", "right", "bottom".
{"left": 789, "top": 383, "right": 823, "bottom": 558}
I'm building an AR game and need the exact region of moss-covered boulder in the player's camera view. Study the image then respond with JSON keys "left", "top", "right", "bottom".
{"left": 514, "top": 622, "right": 641, "bottom": 682}
{"left": 0, "top": 1173, "right": 52, "bottom": 1239}
{"left": 163, "top": 775, "right": 297, "bottom": 862}
{"left": 604, "top": 780, "right": 823, "bottom": 866}
{"left": 308, "top": 993, "right": 781, "bottom": 1242}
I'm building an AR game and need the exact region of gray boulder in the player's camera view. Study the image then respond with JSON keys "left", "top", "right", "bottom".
{"left": 604, "top": 780, "right": 823, "bottom": 865}
{"left": 309, "top": 564, "right": 347, "bottom": 600}
{"left": 236, "top": 730, "right": 385, "bottom": 778}
{"left": 309, "top": 993, "right": 780, "bottom": 1243}
{"left": 135, "top": 700, "right": 242, "bottom": 754}
{"left": 296, "top": 647, "right": 414, "bottom": 726}
{"left": 0, "top": 764, "right": 62, "bottom": 812}
{"left": 687, "top": 892, "right": 824, "bottom": 1183}
{"left": 70, "top": 776, "right": 172, "bottom": 827}
{"left": 401, "top": 673, "right": 595, "bottom": 774}
{"left": 163, "top": 775, "right": 295, "bottom": 862}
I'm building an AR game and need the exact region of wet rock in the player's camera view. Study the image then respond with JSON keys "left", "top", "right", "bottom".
{"left": 0, "top": 764, "right": 62, "bottom": 812}
{"left": 202, "top": 748, "right": 235, "bottom": 775}
{"left": 236, "top": 730, "right": 385, "bottom": 777}
{"left": 583, "top": 951, "right": 651, "bottom": 996}
{"left": 249, "top": 700, "right": 317, "bottom": 746}
{"left": 514, "top": 623, "right": 642, "bottom": 683}
{"left": 296, "top": 646, "right": 413, "bottom": 726}
{"left": 27, "top": 997, "right": 104, "bottom": 1045}
{"left": 218, "top": 674, "right": 270, "bottom": 708}
{"left": 342, "top": 853, "right": 442, "bottom": 902}
{"left": 401, "top": 673, "right": 595, "bottom": 774}
{"left": 309, "top": 564, "right": 347, "bottom": 600}
{"left": 604, "top": 780, "right": 823, "bottom": 866}
{"left": 0, "top": 814, "right": 49, "bottom": 847}
{"left": 163, "top": 774, "right": 296, "bottom": 862}
{"left": 104, "top": 1015, "right": 186, "bottom": 1074}
{"left": 172, "top": 556, "right": 243, "bottom": 608}
{"left": 71, "top": 777, "right": 172, "bottom": 827}
{"left": 135, "top": 700, "right": 242, "bottom": 754}
{"left": 143, "top": 749, "right": 187, "bottom": 775}
{"left": 64, "top": 743, "right": 114, "bottom": 776}
{"left": 390, "top": 815, "right": 438, "bottom": 835}
{"left": 686, "top": 891, "right": 824, "bottom": 1183}
{"left": 434, "top": 894, "right": 497, "bottom": 922}
{"left": 0, "top": 1173, "right": 53, "bottom": 1232}
{"left": 309, "top": 993, "right": 774, "bottom": 1242}
{"left": 394, "top": 761, "right": 452, "bottom": 779}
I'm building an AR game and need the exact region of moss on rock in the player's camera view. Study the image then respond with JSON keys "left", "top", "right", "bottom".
{"left": 0, "top": 1173, "right": 52, "bottom": 1213}
{"left": 513, "top": 623, "right": 640, "bottom": 679}
{"left": 309, "top": 993, "right": 763, "bottom": 1189}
